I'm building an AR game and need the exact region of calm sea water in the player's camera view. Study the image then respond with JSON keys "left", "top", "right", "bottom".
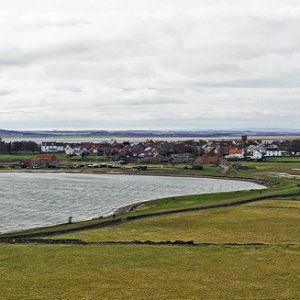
{"left": 0, "top": 173, "right": 264, "bottom": 233}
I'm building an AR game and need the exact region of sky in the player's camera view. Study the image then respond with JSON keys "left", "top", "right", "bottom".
{"left": 0, "top": 0, "right": 300, "bottom": 131}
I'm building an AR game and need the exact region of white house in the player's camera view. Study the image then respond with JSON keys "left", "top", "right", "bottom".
{"left": 65, "top": 144, "right": 84, "bottom": 156}
{"left": 267, "top": 144, "right": 279, "bottom": 149}
{"left": 41, "top": 142, "right": 65, "bottom": 153}
{"left": 265, "top": 149, "right": 288, "bottom": 157}
{"left": 246, "top": 145, "right": 265, "bottom": 160}
{"left": 247, "top": 149, "right": 264, "bottom": 160}
{"left": 225, "top": 148, "right": 245, "bottom": 160}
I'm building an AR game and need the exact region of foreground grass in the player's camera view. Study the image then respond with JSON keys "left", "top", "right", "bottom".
{"left": 0, "top": 244, "right": 299, "bottom": 300}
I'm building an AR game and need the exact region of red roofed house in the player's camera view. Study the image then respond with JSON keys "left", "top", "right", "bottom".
{"left": 30, "top": 154, "right": 59, "bottom": 168}
{"left": 225, "top": 147, "right": 245, "bottom": 160}
{"left": 194, "top": 155, "right": 219, "bottom": 165}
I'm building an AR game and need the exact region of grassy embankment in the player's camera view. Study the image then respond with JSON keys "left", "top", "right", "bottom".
{"left": 0, "top": 156, "right": 300, "bottom": 299}
{"left": 51, "top": 199, "right": 300, "bottom": 244}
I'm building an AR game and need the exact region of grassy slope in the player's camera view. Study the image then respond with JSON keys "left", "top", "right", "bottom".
{"left": 52, "top": 199, "right": 300, "bottom": 244}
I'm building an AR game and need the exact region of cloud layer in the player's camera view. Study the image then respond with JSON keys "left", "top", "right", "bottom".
{"left": 0, "top": 0, "right": 299, "bottom": 130}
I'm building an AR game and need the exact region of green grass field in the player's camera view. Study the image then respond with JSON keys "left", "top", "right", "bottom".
{"left": 0, "top": 157, "right": 300, "bottom": 299}
{"left": 51, "top": 199, "right": 300, "bottom": 244}
{"left": 0, "top": 244, "right": 299, "bottom": 300}
{"left": 0, "top": 153, "right": 106, "bottom": 165}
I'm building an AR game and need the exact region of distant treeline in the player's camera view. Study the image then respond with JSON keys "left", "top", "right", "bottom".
{"left": 274, "top": 140, "right": 300, "bottom": 153}
{"left": 0, "top": 140, "right": 40, "bottom": 153}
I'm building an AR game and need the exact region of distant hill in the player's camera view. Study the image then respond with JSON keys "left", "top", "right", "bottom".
{"left": 1, "top": 129, "right": 300, "bottom": 138}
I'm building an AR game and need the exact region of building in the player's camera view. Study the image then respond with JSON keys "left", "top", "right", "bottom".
{"left": 247, "top": 150, "right": 264, "bottom": 160}
{"left": 194, "top": 155, "right": 219, "bottom": 165}
{"left": 29, "top": 154, "right": 59, "bottom": 168}
{"left": 170, "top": 153, "right": 193, "bottom": 163}
{"left": 41, "top": 142, "right": 65, "bottom": 153}
{"left": 246, "top": 145, "right": 265, "bottom": 160}
{"left": 225, "top": 148, "right": 245, "bottom": 160}
{"left": 65, "top": 144, "right": 84, "bottom": 156}
{"left": 265, "top": 149, "right": 288, "bottom": 157}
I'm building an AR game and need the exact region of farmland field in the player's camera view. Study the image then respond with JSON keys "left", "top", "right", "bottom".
{"left": 0, "top": 244, "right": 299, "bottom": 300}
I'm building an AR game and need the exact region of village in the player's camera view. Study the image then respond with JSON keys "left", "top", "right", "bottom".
{"left": 1, "top": 136, "right": 300, "bottom": 169}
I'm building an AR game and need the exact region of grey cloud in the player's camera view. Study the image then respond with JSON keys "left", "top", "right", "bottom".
{"left": 55, "top": 86, "right": 83, "bottom": 93}
{"left": 0, "top": 110, "right": 36, "bottom": 114}
{"left": 0, "top": 47, "right": 27, "bottom": 66}
{"left": 205, "top": 64, "right": 241, "bottom": 74}
{"left": 0, "top": 41, "right": 93, "bottom": 67}
{"left": 190, "top": 72, "right": 300, "bottom": 89}
{"left": 38, "top": 20, "right": 91, "bottom": 28}
{"left": 0, "top": 89, "right": 16, "bottom": 96}
{"left": 0, "top": 0, "right": 300, "bottom": 130}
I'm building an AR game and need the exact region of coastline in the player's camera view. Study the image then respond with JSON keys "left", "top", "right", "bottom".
{"left": 0, "top": 168, "right": 270, "bottom": 186}
{"left": 0, "top": 169, "right": 268, "bottom": 234}
{"left": 112, "top": 176, "right": 268, "bottom": 215}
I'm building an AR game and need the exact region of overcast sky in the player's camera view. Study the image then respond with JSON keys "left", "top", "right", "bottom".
{"left": 0, "top": 0, "right": 300, "bottom": 131}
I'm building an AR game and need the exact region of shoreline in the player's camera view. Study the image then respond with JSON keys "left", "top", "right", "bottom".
{"left": 0, "top": 170, "right": 268, "bottom": 234}
{"left": 110, "top": 175, "right": 269, "bottom": 215}
{"left": 0, "top": 168, "right": 270, "bottom": 186}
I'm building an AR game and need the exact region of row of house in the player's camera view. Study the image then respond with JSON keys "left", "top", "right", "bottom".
{"left": 41, "top": 142, "right": 64, "bottom": 153}
{"left": 222, "top": 144, "right": 289, "bottom": 160}
{"left": 201, "top": 139, "right": 294, "bottom": 160}
{"left": 40, "top": 138, "right": 299, "bottom": 166}
{"left": 41, "top": 140, "right": 203, "bottom": 163}
{"left": 22, "top": 137, "right": 300, "bottom": 169}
